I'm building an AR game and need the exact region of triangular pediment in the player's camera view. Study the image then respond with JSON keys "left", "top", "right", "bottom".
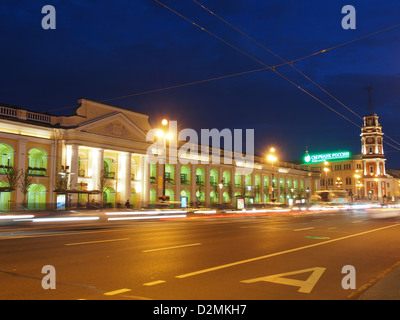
{"left": 78, "top": 112, "right": 147, "bottom": 141}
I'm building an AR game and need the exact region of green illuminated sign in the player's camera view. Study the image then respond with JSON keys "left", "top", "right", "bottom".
{"left": 304, "top": 151, "right": 351, "bottom": 163}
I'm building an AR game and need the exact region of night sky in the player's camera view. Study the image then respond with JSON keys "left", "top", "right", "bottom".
{"left": 1, "top": 1, "right": 400, "bottom": 167}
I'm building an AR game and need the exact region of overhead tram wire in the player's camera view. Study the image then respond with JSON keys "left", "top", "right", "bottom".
{"left": 191, "top": 0, "right": 400, "bottom": 151}
{"left": 43, "top": 20, "right": 400, "bottom": 116}
{"left": 153, "top": 0, "right": 362, "bottom": 128}
{"left": 192, "top": 1, "right": 375, "bottom": 122}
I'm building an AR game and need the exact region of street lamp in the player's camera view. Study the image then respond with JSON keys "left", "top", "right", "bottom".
{"left": 354, "top": 172, "right": 361, "bottom": 200}
{"left": 323, "top": 161, "right": 329, "bottom": 190}
{"left": 158, "top": 119, "right": 171, "bottom": 200}
{"left": 267, "top": 147, "right": 277, "bottom": 202}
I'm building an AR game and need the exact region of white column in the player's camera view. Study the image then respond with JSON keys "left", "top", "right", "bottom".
{"left": 92, "top": 148, "right": 104, "bottom": 202}
{"left": 141, "top": 155, "right": 149, "bottom": 207}
{"left": 69, "top": 144, "right": 79, "bottom": 203}
{"left": 119, "top": 152, "right": 131, "bottom": 206}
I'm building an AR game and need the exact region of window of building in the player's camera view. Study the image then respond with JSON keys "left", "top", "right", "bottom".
{"left": 28, "top": 148, "right": 48, "bottom": 176}
{"left": 369, "top": 166, "right": 374, "bottom": 174}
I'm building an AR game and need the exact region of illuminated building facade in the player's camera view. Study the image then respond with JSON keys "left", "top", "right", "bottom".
{"left": 0, "top": 99, "right": 319, "bottom": 211}
{"left": 302, "top": 113, "right": 399, "bottom": 201}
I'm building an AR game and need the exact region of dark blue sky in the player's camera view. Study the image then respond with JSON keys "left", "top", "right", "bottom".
{"left": 1, "top": 1, "right": 400, "bottom": 167}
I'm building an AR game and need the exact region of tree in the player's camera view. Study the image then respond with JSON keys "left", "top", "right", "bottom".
{"left": 98, "top": 169, "right": 111, "bottom": 207}
{"left": 18, "top": 169, "right": 33, "bottom": 205}
{"left": 4, "top": 166, "right": 21, "bottom": 210}
{"left": 54, "top": 167, "right": 70, "bottom": 191}
{"left": 5, "top": 166, "right": 19, "bottom": 191}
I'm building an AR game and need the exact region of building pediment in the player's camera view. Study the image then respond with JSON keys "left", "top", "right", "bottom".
{"left": 78, "top": 112, "right": 147, "bottom": 141}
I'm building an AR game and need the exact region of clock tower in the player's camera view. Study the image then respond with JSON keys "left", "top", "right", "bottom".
{"left": 360, "top": 113, "right": 387, "bottom": 200}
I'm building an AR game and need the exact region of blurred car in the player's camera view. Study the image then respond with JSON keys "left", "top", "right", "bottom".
{"left": 367, "top": 205, "right": 400, "bottom": 219}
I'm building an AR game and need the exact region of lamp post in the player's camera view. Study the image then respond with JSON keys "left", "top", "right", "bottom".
{"left": 158, "top": 119, "right": 171, "bottom": 199}
{"left": 323, "top": 161, "right": 329, "bottom": 190}
{"left": 267, "top": 148, "right": 277, "bottom": 202}
{"left": 354, "top": 172, "right": 361, "bottom": 200}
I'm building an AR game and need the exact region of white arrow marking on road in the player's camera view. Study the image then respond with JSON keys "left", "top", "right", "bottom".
{"left": 241, "top": 267, "right": 326, "bottom": 293}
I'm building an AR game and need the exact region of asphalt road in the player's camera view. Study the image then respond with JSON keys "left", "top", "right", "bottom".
{"left": 0, "top": 210, "right": 399, "bottom": 300}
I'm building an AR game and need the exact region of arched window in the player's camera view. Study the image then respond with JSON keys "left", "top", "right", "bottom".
{"left": 165, "top": 189, "right": 174, "bottom": 207}
{"left": 210, "top": 190, "right": 218, "bottom": 204}
{"left": 279, "top": 177, "right": 285, "bottom": 192}
{"left": 0, "top": 181, "right": 11, "bottom": 211}
{"left": 165, "top": 164, "right": 175, "bottom": 185}
{"left": 28, "top": 148, "right": 48, "bottom": 176}
{"left": 27, "top": 184, "right": 46, "bottom": 209}
{"left": 196, "top": 167, "right": 205, "bottom": 186}
{"left": 234, "top": 173, "right": 241, "bottom": 188}
{"left": 103, "top": 186, "right": 116, "bottom": 207}
{"left": 104, "top": 158, "right": 116, "bottom": 179}
{"left": 196, "top": 189, "right": 205, "bottom": 204}
{"left": 287, "top": 178, "right": 292, "bottom": 189}
{"left": 150, "top": 188, "right": 156, "bottom": 205}
{"left": 245, "top": 174, "right": 252, "bottom": 187}
{"left": 223, "top": 191, "right": 230, "bottom": 204}
{"left": 210, "top": 169, "right": 218, "bottom": 187}
{"left": 263, "top": 176, "right": 269, "bottom": 190}
{"left": 222, "top": 170, "right": 231, "bottom": 186}
{"left": 180, "top": 166, "right": 191, "bottom": 185}
{"left": 255, "top": 174, "right": 261, "bottom": 188}
{"left": 0, "top": 143, "right": 14, "bottom": 174}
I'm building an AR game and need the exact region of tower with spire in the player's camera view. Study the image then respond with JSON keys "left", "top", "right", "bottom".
{"left": 360, "top": 89, "right": 387, "bottom": 200}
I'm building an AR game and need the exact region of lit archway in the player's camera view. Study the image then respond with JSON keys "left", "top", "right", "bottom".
{"left": 103, "top": 186, "right": 116, "bottom": 207}
{"left": 150, "top": 188, "right": 156, "bottom": 205}
{"left": 27, "top": 184, "right": 46, "bottom": 209}
{"left": 0, "top": 181, "right": 11, "bottom": 211}
{"left": 28, "top": 148, "right": 47, "bottom": 176}
{"left": 180, "top": 166, "right": 191, "bottom": 185}
{"left": 0, "top": 143, "right": 14, "bottom": 174}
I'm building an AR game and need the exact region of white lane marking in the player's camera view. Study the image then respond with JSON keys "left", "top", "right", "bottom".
{"left": 65, "top": 238, "right": 130, "bottom": 246}
{"left": 142, "top": 243, "right": 202, "bottom": 253}
{"left": 176, "top": 224, "right": 399, "bottom": 279}
{"left": 242, "top": 267, "right": 326, "bottom": 293}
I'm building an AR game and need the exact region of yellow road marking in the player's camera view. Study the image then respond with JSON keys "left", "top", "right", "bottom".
{"left": 104, "top": 288, "right": 131, "bottom": 296}
{"left": 142, "top": 243, "right": 202, "bottom": 252}
{"left": 293, "top": 227, "right": 314, "bottom": 231}
{"left": 143, "top": 280, "right": 166, "bottom": 286}
{"left": 65, "top": 238, "right": 130, "bottom": 246}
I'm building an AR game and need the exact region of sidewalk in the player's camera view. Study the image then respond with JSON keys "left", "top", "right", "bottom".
{"left": 358, "top": 263, "right": 400, "bottom": 300}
